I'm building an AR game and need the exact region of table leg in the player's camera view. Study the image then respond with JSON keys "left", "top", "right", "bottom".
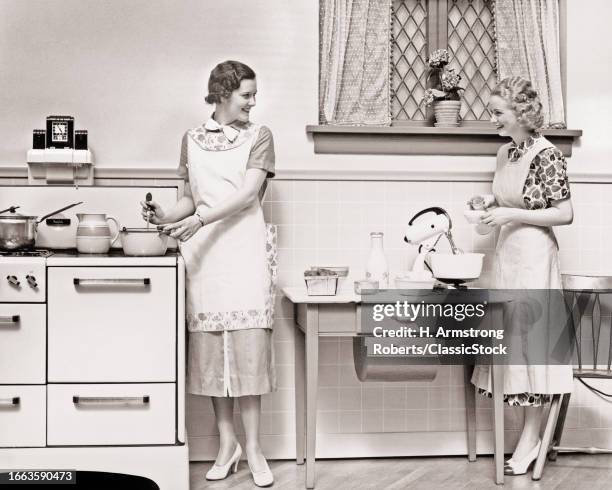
{"left": 294, "top": 308, "right": 306, "bottom": 465}
{"left": 492, "top": 303, "right": 505, "bottom": 485}
{"left": 305, "top": 305, "right": 319, "bottom": 489}
{"left": 492, "top": 362, "right": 504, "bottom": 484}
{"left": 464, "top": 364, "right": 477, "bottom": 462}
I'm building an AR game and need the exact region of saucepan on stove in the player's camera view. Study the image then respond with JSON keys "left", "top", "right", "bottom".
{"left": 0, "top": 202, "right": 83, "bottom": 250}
{"left": 120, "top": 227, "right": 169, "bottom": 256}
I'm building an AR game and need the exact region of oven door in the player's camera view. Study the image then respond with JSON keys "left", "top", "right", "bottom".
{"left": 0, "top": 304, "right": 46, "bottom": 384}
{"left": 47, "top": 266, "right": 176, "bottom": 382}
{"left": 0, "top": 385, "right": 46, "bottom": 447}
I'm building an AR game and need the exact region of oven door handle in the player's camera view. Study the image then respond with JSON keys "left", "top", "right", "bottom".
{"left": 73, "top": 278, "right": 151, "bottom": 286}
{"left": 72, "top": 395, "right": 150, "bottom": 407}
{"left": 0, "top": 397, "right": 20, "bottom": 407}
{"left": 0, "top": 315, "right": 20, "bottom": 326}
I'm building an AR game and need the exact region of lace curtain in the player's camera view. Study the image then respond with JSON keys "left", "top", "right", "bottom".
{"left": 319, "top": 0, "right": 392, "bottom": 125}
{"left": 494, "top": 0, "right": 566, "bottom": 128}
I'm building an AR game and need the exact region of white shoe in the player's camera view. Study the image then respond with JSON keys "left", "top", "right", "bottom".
{"left": 504, "top": 440, "right": 541, "bottom": 476}
{"left": 205, "top": 443, "right": 242, "bottom": 481}
{"left": 249, "top": 457, "right": 274, "bottom": 487}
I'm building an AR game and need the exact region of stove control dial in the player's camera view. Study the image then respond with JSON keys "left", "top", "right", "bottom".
{"left": 6, "top": 275, "right": 20, "bottom": 287}
{"left": 25, "top": 274, "right": 38, "bottom": 288}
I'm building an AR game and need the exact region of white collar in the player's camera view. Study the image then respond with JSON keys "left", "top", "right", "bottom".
{"left": 203, "top": 118, "right": 240, "bottom": 143}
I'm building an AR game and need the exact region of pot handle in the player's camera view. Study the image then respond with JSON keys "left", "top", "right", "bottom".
{"left": 106, "top": 215, "right": 121, "bottom": 246}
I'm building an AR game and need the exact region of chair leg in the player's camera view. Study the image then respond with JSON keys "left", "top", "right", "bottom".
{"left": 532, "top": 394, "right": 562, "bottom": 481}
{"left": 548, "top": 393, "right": 571, "bottom": 461}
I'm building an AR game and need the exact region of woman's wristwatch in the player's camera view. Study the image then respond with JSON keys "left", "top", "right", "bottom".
{"left": 194, "top": 209, "right": 206, "bottom": 227}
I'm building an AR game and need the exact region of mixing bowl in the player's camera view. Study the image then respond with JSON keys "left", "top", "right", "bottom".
{"left": 427, "top": 252, "right": 484, "bottom": 282}
{"left": 120, "top": 228, "right": 168, "bottom": 256}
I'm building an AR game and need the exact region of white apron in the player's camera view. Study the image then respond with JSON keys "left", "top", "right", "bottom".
{"left": 472, "top": 136, "right": 573, "bottom": 395}
{"left": 179, "top": 124, "right": 275, "bottom": 333}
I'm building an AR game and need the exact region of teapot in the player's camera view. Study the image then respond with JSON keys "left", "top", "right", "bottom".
{"left": 76, "top": 213, "right": 120, "bottom": 254}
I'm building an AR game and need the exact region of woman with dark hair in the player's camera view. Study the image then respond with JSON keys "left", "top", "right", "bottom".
{"left": 470, "top": 76, "right": 574, "bottom": 476}
{"left": 142, "top": 60, "right": 276, "bottom": 487}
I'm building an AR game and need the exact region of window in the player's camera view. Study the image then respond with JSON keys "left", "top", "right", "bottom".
{"left": 393, "top": 0, "right": 497, "bottom": 123}
{"left": 309, "top": 0, "right": 581, "bottom": 156}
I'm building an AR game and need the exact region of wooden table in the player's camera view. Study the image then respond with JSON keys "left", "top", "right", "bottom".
{"left": 283, "top": 287, "right": 507, "bottom": 488}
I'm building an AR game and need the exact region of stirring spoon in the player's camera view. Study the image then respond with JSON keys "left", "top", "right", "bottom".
{"left": 145, "top": 192, "right": 153, "bottom": 229}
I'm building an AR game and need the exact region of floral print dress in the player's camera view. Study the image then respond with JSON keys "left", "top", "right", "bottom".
{"left": 512, "top": 133, "right": 570, "bottom": 210}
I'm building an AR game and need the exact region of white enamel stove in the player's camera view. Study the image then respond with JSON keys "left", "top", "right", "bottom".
{"left": 0, "top": 247, "right": 188, "bottom": 487}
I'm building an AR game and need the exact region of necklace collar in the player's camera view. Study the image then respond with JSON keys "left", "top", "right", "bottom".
{"left": 203, "top": 117, "right": 240, "bottom": 143}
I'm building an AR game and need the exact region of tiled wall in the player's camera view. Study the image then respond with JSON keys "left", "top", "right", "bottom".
{"left": 187, "top": 179, "right": 612, "bottom": 459}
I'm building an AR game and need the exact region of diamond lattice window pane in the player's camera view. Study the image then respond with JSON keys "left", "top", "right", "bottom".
{"left": 392, "top": 0, "right": 428, "bottom": 121}
{"left": 447, "top": 0, "right": 497, "bottom": 121}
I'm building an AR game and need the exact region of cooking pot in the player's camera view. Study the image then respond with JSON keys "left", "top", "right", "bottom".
{"left": 0, "top": 202, "right": 83, "bottom": 250}
{"left": 120, "top": 227, "right": 169, "bottom": 256}
{"left": 37, "top": 213, "right": 77, "bottom": 249}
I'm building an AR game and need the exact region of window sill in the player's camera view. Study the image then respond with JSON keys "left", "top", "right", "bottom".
{"left": 306, "top": 124, "right": 583, "bottom": 156}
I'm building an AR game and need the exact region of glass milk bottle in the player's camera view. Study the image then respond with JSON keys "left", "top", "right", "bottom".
{"left": 365, "top": 232, "right": 389, "bottom": 287}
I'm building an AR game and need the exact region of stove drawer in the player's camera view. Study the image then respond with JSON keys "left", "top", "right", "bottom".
{"left": 48, "top": 267, "right": 176, "bottom": 382}
{"left": 0, "top": 304, "right": 45, "bottom": 384}
{"left": 0, "top": 385, "right": 46, "bottom": 447}
{"left": 47, "top": 383, "right": 175, "bottom": 446}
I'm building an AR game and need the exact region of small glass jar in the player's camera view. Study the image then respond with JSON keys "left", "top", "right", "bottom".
{"left": 468, "top": 195, "right": 486, "bottom": 210}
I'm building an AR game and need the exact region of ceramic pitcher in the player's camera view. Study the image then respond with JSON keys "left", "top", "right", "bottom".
{"left": 76, "top": 213, "right": 120, "bottom": 254}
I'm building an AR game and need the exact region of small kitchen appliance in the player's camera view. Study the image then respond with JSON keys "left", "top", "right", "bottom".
{"left": 46, "top": 115, "right": 75, "bottom": 149}
{"left": 404, "top": 206, "right": 483, "bottom": 286}
{"left": 27, "top": 115, "right": 93, "bottom": 185}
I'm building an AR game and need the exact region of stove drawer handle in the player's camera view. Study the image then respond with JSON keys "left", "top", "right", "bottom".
{"left": 73, "top": 395, "right": 150, "bottom": 406}
{"left": 73, "top": 278, "right": 151, "bottom": 286}
{"left": 0, "top": 397, "right": 20, "bottom": 407}
{"left": 0, "top": 315, "right": 20, "bottom": 325}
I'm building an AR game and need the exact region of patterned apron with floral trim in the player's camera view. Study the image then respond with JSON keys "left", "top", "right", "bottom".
{"left": 179, "top": 124, "right": 276, "bottom": 333}
{"left": 472, "top": 136, "right": 573, "bottom": 395}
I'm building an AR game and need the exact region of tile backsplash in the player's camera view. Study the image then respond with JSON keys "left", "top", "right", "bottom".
{"left": 187, "top": 179, "right": 612, "bottom": 458}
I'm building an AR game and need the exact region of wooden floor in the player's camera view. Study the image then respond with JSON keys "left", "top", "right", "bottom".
{"left": 190, "top": 454, "right": 612, "bottom": 489}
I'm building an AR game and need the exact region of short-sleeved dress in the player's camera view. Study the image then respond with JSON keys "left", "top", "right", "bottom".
{"left": 179, "top": 117, "right": 277, "bottom": 397}
{"left": 471, "top": 133, "right": 573, "bottom": 406}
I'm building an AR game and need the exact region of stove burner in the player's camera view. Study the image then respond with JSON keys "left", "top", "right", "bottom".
{"left": 0, "top": 249, "right": 53, "bottom": 257}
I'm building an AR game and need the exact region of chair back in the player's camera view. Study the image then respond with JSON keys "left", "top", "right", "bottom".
{"left": 562, "top": 274, "right": 612, "bottom": 377}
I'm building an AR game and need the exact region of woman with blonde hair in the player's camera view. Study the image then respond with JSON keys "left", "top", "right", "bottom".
{"left": 143, "top": 60, "right": 276, "bottom": 487}
{"left": 470, "top": 76, "right": 574, "bottom": 476}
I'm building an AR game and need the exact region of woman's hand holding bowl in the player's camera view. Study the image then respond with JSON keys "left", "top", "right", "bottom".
{"left": 481, "top": 207, "right": 517, "bottom": 227}
{"left": 162, "top": 215, "right": 202, "bottom": 241}
{"left": 467, "top": 194, "right": 496, "bottom": 210}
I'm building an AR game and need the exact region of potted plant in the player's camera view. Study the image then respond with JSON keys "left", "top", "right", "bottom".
{"left": 422, "top": 49, "right": 464, "bottom": 127}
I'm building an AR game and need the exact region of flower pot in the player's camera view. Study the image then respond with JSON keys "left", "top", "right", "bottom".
{"left": 433, "top": 100, "right": 462, "bottom": 127}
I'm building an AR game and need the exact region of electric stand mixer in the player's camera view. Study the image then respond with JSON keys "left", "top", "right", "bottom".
{"left": 402, "top": 206, "right": 483, "bottom": 288}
